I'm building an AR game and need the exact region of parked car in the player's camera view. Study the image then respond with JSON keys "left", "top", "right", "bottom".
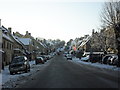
{"left": 35, "top": 57, "right": 45, "bottom": 64}
{"left": 44, "top": 55, "right": 50, "bottom": 60}
{"left": 9, "top": 56, "right": 30, "bottom": 75}
{"left": 102, "top": 55, "right": 111, "bottom": 64}
{"left": 57, "top": 52, "right": 60, "bottom": 55}
{"left": 40, "top": 55, "right": 47, "bottom": 62}
{"left": 66, "top": 54, "right": 72, "bottom": 60}
{"left": 112, "top": 55, "right": 119, "bottom": 66}
{"left": 102, "top": 54, "right": 118, "bottom": 65}
{"left": 81, "top": 55, "right": 89, "bottom": 62}
{"left": 63, "top": 52, "right": 68, "bottom": 57}
{"left": 89, "top": 54, "right": 102, "bottom": 63}
{"left": 47, "top": 54, "right": 53, "bottom": 59}
{"left": 106, "top": 54, "right": 118, "bottom": 65}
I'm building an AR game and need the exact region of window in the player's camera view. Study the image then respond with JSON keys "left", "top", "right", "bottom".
{"left": 3, "top": 41, "right": 5, "bottom": 48}
{"left": 7, "top": 42, "right": 9, "bottom": 49}
{"left": 2, "top": 43, "right": 3, "bottom": 48}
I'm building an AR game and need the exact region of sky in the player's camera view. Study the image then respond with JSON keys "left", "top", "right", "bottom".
{"left": 0, "top": 0, "right": 105, "bottom": 42}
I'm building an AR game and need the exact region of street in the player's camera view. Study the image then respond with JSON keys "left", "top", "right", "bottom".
{"left": 15, "top": 53, "right": 120, "bottom": 88}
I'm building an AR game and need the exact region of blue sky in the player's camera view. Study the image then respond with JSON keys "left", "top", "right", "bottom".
{"left": 0, "top": 0, "right": 104, "bottom": 42}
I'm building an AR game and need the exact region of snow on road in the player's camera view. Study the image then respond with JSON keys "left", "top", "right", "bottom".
{"left": 71, "top": 57, "right": 120, "bottom": 71}
{"left": 0, "top": 60, "right": 51, "bottom": 88}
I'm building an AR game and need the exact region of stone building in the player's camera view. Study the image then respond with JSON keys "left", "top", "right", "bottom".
{"left": 90, "top": 28, "right": 117, "bottom": 53}
{"left": 77, "top": 35, "right": 91, "bottom": 52}
{"left": 0, "top": 26, "right": 14, "bottom": 66}
{"left": 90, "top": 29, "right": 102, "bottom": 52}
{"left": 9, "top": 29, "right": 26, "bottom": 57}
{"left": 100, "top": 27, "right": 117, "bottom": 53}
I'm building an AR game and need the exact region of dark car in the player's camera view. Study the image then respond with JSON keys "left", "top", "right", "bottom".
{"left": 40, "top": 55, "right": 47, "bottom": 62}
{"left": 35, "top": 57, "right": 44, "bottom": 64}
{"left": 9, "top": 56, "right": 30, "bottom": 75}
{"left": 102, "top": 55, "right": 111, "bottom": 64}
{"left": 106, "top": 54, "right": 118, "bottom": 65}
{"left": 102, "top": 54, "right": 118, "bottom": 65}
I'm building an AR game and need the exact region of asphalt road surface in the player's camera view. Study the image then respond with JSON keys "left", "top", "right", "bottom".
{"left": 16, "top": 53, "right": 120, "bottom": 88}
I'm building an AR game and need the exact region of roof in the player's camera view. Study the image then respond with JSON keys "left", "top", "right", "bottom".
{"left": 2, "top": 32, "right": 13, "bottom": 42}
{"left": 18, "top": 38, "right": 31, "bottom": 45}
{"left": 11, "top": 35, "right": 23, "bottom": 45}
{"left": 0, "top": 26, "right": 13, "bottom": 42}
{"left": 78, "top": 36, "right": 91, "bottom": 48}
{"left": 39, "top": 42, "right": 46, "bottom": 48}
{"left": 0, "top": 26, "right": 8, "bottom": 32}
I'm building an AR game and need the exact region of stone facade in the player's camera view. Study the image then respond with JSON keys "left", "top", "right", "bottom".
{"left": 90, "top": 28, "right": 117, "bottom": 53}
{"left": 1, "top": 26, "right": 14, "bottom": 66}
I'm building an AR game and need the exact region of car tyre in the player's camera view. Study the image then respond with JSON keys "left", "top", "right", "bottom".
{"left": 10, "top": 71, "right": 14, "bottom": 75}
{"left": 25, "top": 68, "right": 28, "bottom": 73}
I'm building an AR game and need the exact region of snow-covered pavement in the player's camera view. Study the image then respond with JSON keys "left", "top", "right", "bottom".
{"left": 71, "top": 57, "right": 120, "bottom": 71}
{"left": 0, "top": 60, "right": 51, "bottom": 88}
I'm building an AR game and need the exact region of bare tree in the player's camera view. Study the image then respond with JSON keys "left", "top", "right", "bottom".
{"left": 101, "top": 0, "right": 120, "bottom": 67}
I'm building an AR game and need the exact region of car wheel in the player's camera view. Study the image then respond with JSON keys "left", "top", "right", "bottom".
{"left": 25, "top": 68, "right": 28, "bottom": 73}
{"left": 10, "top": 71, "right": 14, "bottom": 75}
{"left": 36, "top": 61, "right": 38, "bottom": 65}
{"left": 28, "top": 68, "right": 30, "bottom": 72}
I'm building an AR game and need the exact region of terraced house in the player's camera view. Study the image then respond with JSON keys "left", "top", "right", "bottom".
{"left": 0, "top": 26, "right": 14, "bottom": 66}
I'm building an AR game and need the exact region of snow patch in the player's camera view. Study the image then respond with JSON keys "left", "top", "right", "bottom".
{"left": 1, "top": 60, "right": 50, "bottom": 88}
{"left": 71, "top": 57, "right": 120, "bottom": 71}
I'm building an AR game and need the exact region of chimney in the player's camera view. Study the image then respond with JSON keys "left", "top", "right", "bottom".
{"left": 36, "top": 38, "right": 38, "bottom": 41}
{"left": 92, "top": 29, "right": 95, "bottom": 34}
{"left": 13, "top": 32, "right": 15, "bottom": 36}
{"left": 8, "top": 27, "right": 12, "bottom": 33}
{"left": 29, "top": 33, "right": 31, "bottom": 36}
{"left": 26, "top": 31, "right": 29, "bottom": 35}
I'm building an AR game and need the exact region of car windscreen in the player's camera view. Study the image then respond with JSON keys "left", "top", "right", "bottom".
{"left": 11, "top": 57, "right": 24, "bottom": 63}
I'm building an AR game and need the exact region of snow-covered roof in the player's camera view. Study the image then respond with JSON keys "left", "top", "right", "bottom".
{"left": 2, "top": 33, "right": 13, "bottom": 42}
{"left": 0, "top": 26, "right": 13, "bottom": 42}
{"left": 43, "top": 43, "right": 47, "bottom": 48}
{"left": 18, "top": 38, "right": 31, "bottom": 45}
{"left": 0, "top": 26, "right": 8, "bottom": 32}
{"left": 78, "top": 36, "right": 91, "bottom": 48}
{"left": 11, "top": 35, "right": 23, "bottom": 45}
{"left": 39, "top": 42, "right": 46, "bottom": 48}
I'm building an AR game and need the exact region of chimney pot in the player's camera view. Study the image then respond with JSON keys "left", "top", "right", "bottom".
{"left": 13, "top": 32, "right": 15, "bottom": 36}
{"left": 26, "top": 31, "right": 29, "bottom": 34}
{"left": 29, "top": 33, "right": 31, "bottom": 36}
{"left": 8, "top": 27, "right": 12, "bottom": 33}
